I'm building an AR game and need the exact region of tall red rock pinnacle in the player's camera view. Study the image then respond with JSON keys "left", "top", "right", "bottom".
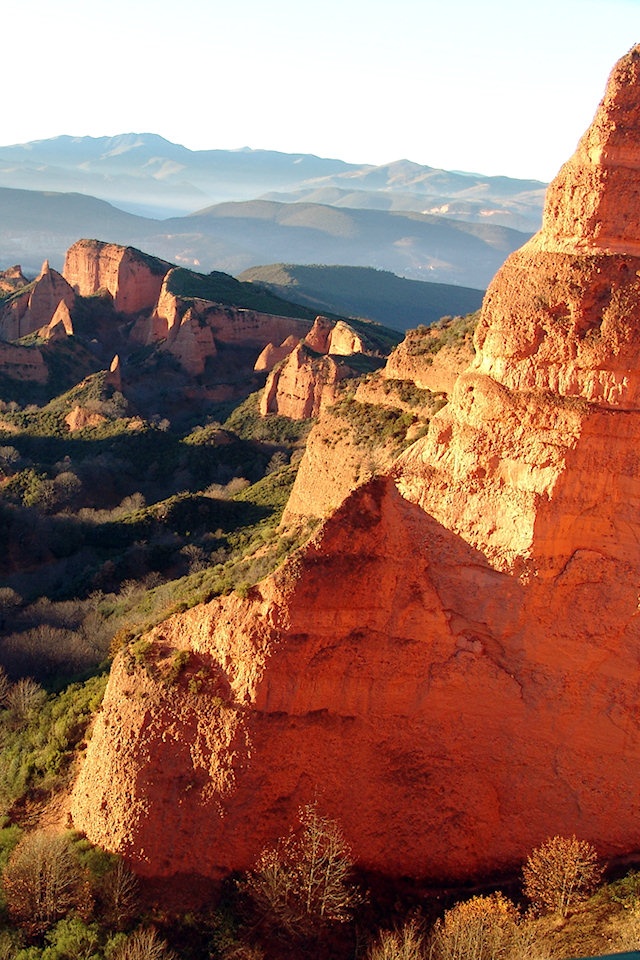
{"left": 71, "top": 47, "right": 640, "bottom": 883}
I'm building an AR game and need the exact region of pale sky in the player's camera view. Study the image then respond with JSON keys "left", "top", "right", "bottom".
{"left": 5, "top": 0, "right": 640, "bottom": 181}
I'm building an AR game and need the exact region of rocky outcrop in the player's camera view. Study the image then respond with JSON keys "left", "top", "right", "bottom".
{"left": 39, "top": 300, "right": 74, "bottom": 341}
{"left": 303, "top": 315, "right": 367, "bottom": 356}
{"left": 130, "top": 268, "right": 311, "bottom": 375}
{"left": 0, "top": 265, "right": 28, "bottom": 296}
{"left": 384, "top": 322, "right": 475, "bottom": 394}
{"left": 254, "top": 335, "right": 299, "bottom": 372}
{"left": 63, "top": 240, "right": 170, "bottom": 316}
{"left": 0, "top": 342, "right": 47, "bottom": 383}
{"left": 106, "top": 355, "right": 122, "bottom": 392}
{"left": 259, "top": 344, "right": 357, "bottom": 419}
{"left": 72, "top": 47, "right": 640, "bottom": 884}
{"left": 0, "top": 262, "right": 76, "bottom": 341}
{"left": 327, "top": 319, "right": 367, "bottom": 355}
{"left": 65, "top": 406, "right": 108, "bottom": 431}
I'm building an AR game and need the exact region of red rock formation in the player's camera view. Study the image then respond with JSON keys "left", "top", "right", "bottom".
{"left": 106, "top": 355, "right": 122, "bottom": 392}
{"left": 328, "top": 319, "right": 366, "bottom": 355}
{"left": 130, "top": 268, "right": 311, "bottom": 375}
{"left": 65, "top": 406, "right": 108, "bottom": 431}
{"left": 63, "top": 240, "right": 170, "bottom": 316}
{"left": 0, "top": 265, "right": 28, "bottom": 296}
{"left": 304, "top": 315, "right": 334, "bottom": 352}
{"left": 303, "top": 315, "right": 367, "bottom": 356}
{"left": 0, "top": 262, "right": 76, "bottom": 341}
{"left": 384, "top": 324, "right": 474, "bottom": 394}
{"left": 39, "top": 300, "right": 74, "bottom": 341}
{"left": 0, "top": 342, "right": 47, "bottom": 384}
{"left": 71, "top": 46, "right": 640, "bottom": 884}
{"left": 259, "top": 343, "right": 356, "bottom": 418}
{"left": 254, "top": 335, "right": 300, "bottom": 372}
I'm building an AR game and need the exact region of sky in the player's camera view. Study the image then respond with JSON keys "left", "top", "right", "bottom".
{"left": 5, "top": 0, "right": 640, "bottom": 182}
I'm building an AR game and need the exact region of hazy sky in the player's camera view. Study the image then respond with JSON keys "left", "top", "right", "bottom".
{"left": 6, "top": 0, "right": 640, "bottom": 181}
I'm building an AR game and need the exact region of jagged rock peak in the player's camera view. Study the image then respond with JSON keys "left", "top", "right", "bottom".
{"left": 536, "top": 43, "right": 640, "bottom": 254}
{"left": 470, "top": 47, "right": 640, "bottom": 411}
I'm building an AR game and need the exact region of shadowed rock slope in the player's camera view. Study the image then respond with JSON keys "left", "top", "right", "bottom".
{"left": 72, "top": 46, "right": 640, "bottom": 883}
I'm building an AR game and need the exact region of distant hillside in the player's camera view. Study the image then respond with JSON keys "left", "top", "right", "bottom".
{"left": 239, "top": 264, "right": 484, "bottom": 332}
{"left": 0, "top": 188, "right": 529, "bottom": 288}
{"left": 179, "top": 199, "right": 529, "bottom": 288}
{"left": 164, "top": 268, "right": 320, "bottom": 321}
{"left": 0, "top": 135, "right": 545, "bottom": 228}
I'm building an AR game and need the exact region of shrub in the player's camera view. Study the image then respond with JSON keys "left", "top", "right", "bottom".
{"left": 429, "top": 892, "right": 519, "bottom": 960}
{"left": 522, "top": 835, "right": 603, "bottom": 916}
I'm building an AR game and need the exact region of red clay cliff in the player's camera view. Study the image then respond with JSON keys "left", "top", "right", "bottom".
{"left": 71, "top": 45, "right": 640, "bottom": 882}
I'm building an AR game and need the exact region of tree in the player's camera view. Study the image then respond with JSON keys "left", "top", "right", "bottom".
{"left": 367, "top": 920, "right": 427, "bottom": 960}
{"left": 429, "top": 893, "right": 519, "bottom": 960}
{"left": 5, "top": 677, "right": 46, "bottom": 723}
{"left": 243, "top": 802, "right": 361, "bottom": 937}
{"left": 99, "top": 858, "right": 140, "bottom": 929}
{"left": 2, "top": 831, "right": 90, "bottom": 935}
{"left": 522, "top": 835, "right": 603, "bottom": 916}
{"left": 112, "top": 926, "right": 176, "bottom": 960}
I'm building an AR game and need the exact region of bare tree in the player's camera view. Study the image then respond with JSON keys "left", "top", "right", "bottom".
{"left": 112, "top": 926, "right": 176, "bottom": 960}
{"left": 523, "top": 835, "right": 603, "bottom": 917}
{"left": 243, "top": 802, "right": 361, "bottom": 936}
{"left": 100, "top": 858, "right": 140, "bottom": 929}
{"left": 367, "top": 920, "right": 427, "bottom": 960}
{"left": 5, "top": 677, "right": 46, "bottom": 722}
{"left": 2, "top": 831, "right": 90, "bottom": 934}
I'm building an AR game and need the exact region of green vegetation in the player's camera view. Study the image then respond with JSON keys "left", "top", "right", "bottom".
{"left": 165, "top": 267, "right": 319, "bottom": 321}
{"left": 329, "top": 394, "right": 418, "bottom": 451}
{"left": 404, "top": 311, "right": 480, "bottom": 358}
{"left": 0, "top": 671, "right": 107, "bottom": 814}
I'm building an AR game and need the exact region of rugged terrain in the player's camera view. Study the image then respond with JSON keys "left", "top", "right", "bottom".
{"left": 66, "top": 41, "right": 640, "bottom": 894}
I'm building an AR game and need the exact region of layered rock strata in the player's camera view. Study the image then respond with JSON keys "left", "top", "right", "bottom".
{"left": 72, "top": 46, "right": 640, "bottom": 882}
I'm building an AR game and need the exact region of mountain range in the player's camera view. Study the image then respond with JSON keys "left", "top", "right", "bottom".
{"left": 0, "top": 134, "right": 543, "bottom": 290}
{"left": 0, "top": 133, "right": 545, "bottom": 226}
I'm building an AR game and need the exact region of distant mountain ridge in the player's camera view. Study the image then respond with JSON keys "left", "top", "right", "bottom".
{"left": 0, "top": 133, "right": 545, "bottom": 228}
{"left": 239, "top": 264, "right": 484, "bottom": 331}
{"left": 0, "top": 186, "right": 529, "bottom": 289}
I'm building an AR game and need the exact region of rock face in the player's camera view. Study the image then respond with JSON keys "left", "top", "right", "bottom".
{"left": 0, "top": 342, "right": 47, "bottom": 383}
{"left": 384, "top": 323, "right": 475, "bottom": 394}
{"left": 303, "top": 315, "right": 367, "bottom": 355}
{"left": 130, "top": 268, "right": 312, "bottom": 376}
{"left": 254, "top": 335, "right": 299, "bottom": 372}
{"left": 39, "top": 300, "right": 74, "bottom": 341}
{"left": 63, "top": 240, "right": 170, "bottom": 316}
{"left": 72, "top": 46, "right": 640, "bottom": 883}
{"left": 0, "top": 262, "right": 76, "bottom": 341}
{"left": 257, "top": 316, "right": 373, "bottom": 419}
{"left": 0, "top": 265, "right": 28, "bottom": 296}
{"left": 259, "top": 343, "right": 356, "bottom": 419}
